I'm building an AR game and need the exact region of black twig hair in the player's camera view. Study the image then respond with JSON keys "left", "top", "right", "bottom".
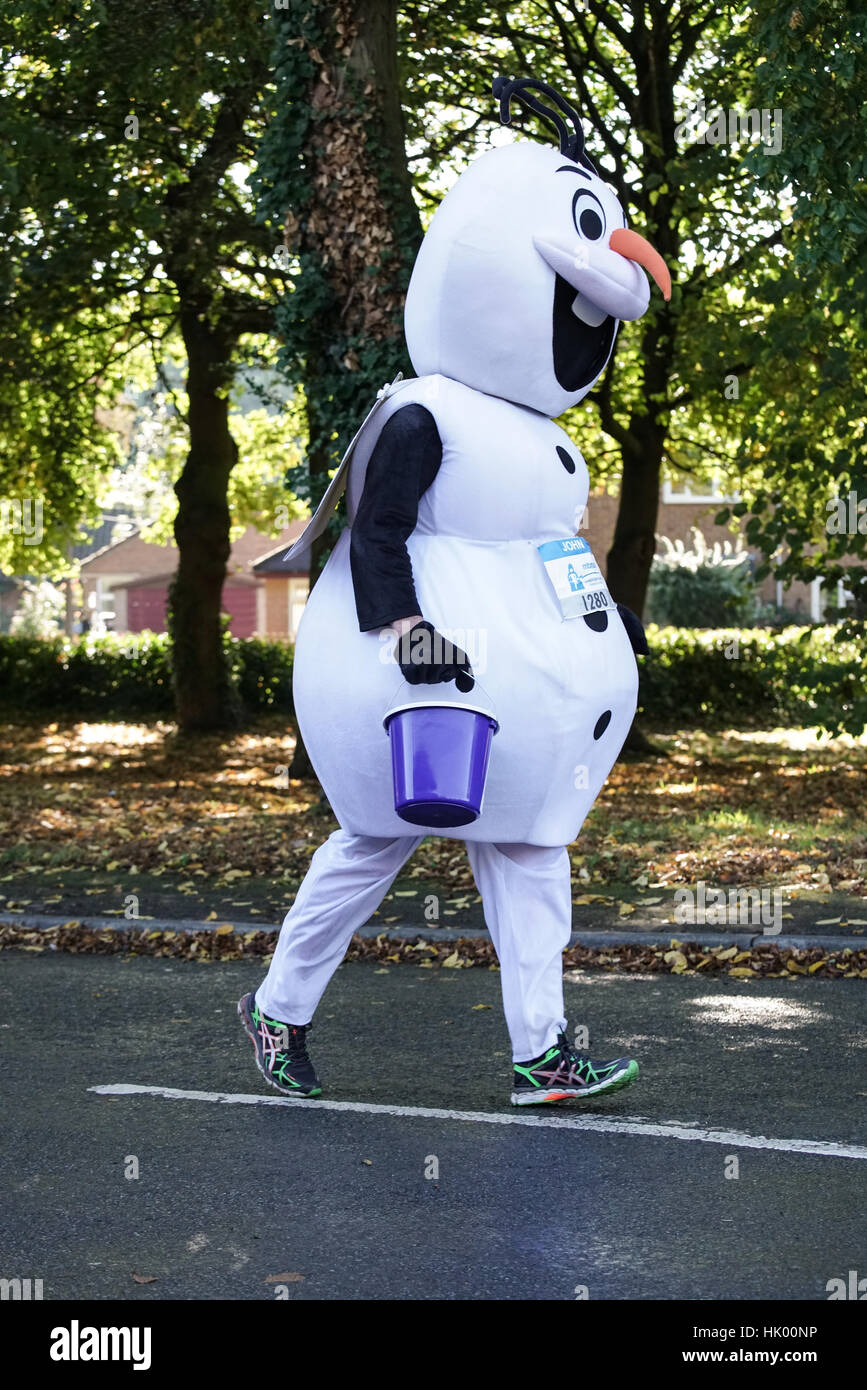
{"left": 492, "top": 74, "right": 598, "bottom": 175}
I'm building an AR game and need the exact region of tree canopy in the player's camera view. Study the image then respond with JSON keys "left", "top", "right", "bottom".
{"left": 2, "top": 0, "right": 864, "bottom": 732}
{"left": 1, "top": 0, "right": 289, "bottom": 725}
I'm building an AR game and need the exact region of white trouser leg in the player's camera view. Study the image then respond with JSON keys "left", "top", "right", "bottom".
{"left": 256, "top": 828, "right": 422, "bottom": 1024}
{"left": 466, "top": 840, "right": 572, "bottom": 1063}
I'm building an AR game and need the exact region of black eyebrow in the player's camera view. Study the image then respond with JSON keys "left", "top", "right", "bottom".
{"left": 556, "top": 163, "right": 592, "bottom": 180}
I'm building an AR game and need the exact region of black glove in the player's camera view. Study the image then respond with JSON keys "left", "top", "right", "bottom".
{"left": 617, "top": 604, "right": 649, "bottom": 656}
{"left": 397, "top": 619, "right": 475, "bottom": 694}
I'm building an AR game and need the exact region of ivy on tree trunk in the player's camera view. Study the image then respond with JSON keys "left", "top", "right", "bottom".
{"left": 259, "top": 0, "right": 422, "bottom": 775}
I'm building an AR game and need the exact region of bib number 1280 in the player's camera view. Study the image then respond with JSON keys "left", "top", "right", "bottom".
{"left": 537, "top": 536, "right": 614, "bottom": 621}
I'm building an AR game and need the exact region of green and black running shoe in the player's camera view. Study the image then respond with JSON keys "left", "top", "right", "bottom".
{"left": 238, "top": 992, "right": 322, "bottom": 1098}
{"left": 511, "top": 1030, "right": 638, "bottom": 1106}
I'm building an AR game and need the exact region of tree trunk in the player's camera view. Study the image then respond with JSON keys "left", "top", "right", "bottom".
{"left": 282, "top": 0, "right": 422, "bottom": 776}
{"left": 608, "top": 439, "right": 664, "bottom": 759}
{"left": 296, "top": 0, "right": 422, "bottom": 524}
{"left": 348, "top": 0, "right": 419, "bottom": 226}
{"left": 605, "top": 13, "right": 680, "bottom": 621}
{"left": 168, "top": 303, "right": 241, "bottom": 732}
{"left": 605, "top": 427, "right": 664, "bottom": 617}
{"left": 606, "top": 348, "right": 670, "bottom": 759}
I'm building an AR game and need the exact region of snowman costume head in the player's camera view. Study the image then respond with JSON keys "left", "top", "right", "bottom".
{"left": 405, "top": 75, "right": 670, "bottom": 419}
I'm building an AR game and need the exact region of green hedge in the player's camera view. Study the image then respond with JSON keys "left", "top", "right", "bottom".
{"left": 639, "top": 624, "right": 866, "bottom": 735}
{"left": 0, "top": 625, "right": 863, "bottom": 733}
{"left": 227, "top": 634, "right": 294, "bottom": 712}
{"left": 0, "top": 632, "right": 293, "bottom": 716}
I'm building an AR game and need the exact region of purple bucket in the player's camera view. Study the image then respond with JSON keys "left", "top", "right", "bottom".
{"left": 383, "top": 702, "right": 499, "bottom": 828}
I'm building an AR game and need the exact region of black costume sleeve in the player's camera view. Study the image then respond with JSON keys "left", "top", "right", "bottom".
{"left": 350, "top": 403, "right": 443, "bottom": 632}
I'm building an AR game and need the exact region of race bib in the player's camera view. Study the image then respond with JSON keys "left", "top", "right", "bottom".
{"left": 537, "top": 537, "right": 614, "bottom": 621}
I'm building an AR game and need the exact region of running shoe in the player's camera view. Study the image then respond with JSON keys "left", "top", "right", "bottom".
{"left": 511, "top": 1030, "right": 638, "bottom": 1106}
{"left": 237, "top": 992, "right": 322, "bottom": 1098}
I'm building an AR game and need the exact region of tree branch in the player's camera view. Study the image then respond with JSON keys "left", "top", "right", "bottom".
{"left": 548, "top": 0, "right": 637, "bottom": 114}
{"left": 164, "top": 82, "right": 258, "bottom": 221}
{"left": 682, "top": 228, "right": 784, "bottom": 301}
{"left": 668, "top": 359, "right": 753, "bottom": 410}
{"left": 407, "top": 112, "right": 487, "bottom": 168}
{"left": 222, "top": 297, "right": 278, "bottom": 338}
{"left": 583, "top": 0, "right": 640, "bottom": 59}
{"left": 665, "top": 433, "right": 740, "bottom": 465}
{"left": 595, "top": 342, "right": 640, "bottom": 454}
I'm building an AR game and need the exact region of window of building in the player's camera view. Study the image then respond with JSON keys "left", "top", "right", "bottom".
{"left": 662, "top": 476, "right": 741, "bottom": 505}
{"left": 288, "top": 578, "right": 309, "bottom": 642}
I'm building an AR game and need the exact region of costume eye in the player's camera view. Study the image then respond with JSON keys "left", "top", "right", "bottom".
{"left": 571, "top": 189, "right": 606, "bottom": 241}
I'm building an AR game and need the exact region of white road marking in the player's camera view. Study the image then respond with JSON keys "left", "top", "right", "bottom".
{"left": 89, "top": 1084, "right": 867, "bottom": 1161}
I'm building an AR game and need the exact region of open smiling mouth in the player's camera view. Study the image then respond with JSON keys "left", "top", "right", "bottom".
{"left": 552, "top": 273, "right": 617, "bottom": 393}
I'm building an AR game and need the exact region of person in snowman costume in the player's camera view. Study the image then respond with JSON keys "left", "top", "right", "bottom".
{"left": 239, "top": 76, "right": 671, "bottom": 1107}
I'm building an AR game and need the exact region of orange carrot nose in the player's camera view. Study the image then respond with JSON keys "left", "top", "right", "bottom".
{"left": 609, "top": 227, "right": 671, "bottom": 301}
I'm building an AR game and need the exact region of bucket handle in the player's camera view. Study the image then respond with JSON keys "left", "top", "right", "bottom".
{"left": 383, "top": 675, "right": 498, "bottom": 724}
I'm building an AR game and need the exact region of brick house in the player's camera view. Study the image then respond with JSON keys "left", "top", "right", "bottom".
{"left": 251, "top": 484, "right": 825, "bottom": 635}
{"left": 71, "top": 485, "right": 840, "bottom": 642}
{"left": 583, "top": 480, "right": 820, "bottom": 619}
{"left": 78, "top": 520, "right": 309, "bottom": 639}
{"left": 251, "top": 540, "right": 311, "bottom": 641}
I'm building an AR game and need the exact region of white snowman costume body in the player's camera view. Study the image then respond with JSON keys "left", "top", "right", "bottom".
{"left": 256, "top": 131, "right": 669, "bottom": 1064}
{"left": 292, "top": 370, "right": 639, "bottom": 846}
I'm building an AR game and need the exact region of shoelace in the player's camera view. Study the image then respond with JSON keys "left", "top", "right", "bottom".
{"left": 275, "top": 1022, "right": 312, "bottom": 1066}
{"left": 553, "top": 1033, "right": 588, "bottom": 1085}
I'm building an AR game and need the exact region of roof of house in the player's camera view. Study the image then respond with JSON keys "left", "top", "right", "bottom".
{"left": 234, "top": 519, "right": 307, "bottom": 575}
{"left": 253, "top": 523, "right": 310, "bottom": 577}
{"left": 123, "top": 569, "right": 259, "bottom": 591}
{"left": 79, "top": 530, "right": 176, "bottom": 578}
{"left": 80, "top": 520, "right": 310, "bottom": 581}
{"left": 71, "top": 513, "right": 137, "bottom": 563}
